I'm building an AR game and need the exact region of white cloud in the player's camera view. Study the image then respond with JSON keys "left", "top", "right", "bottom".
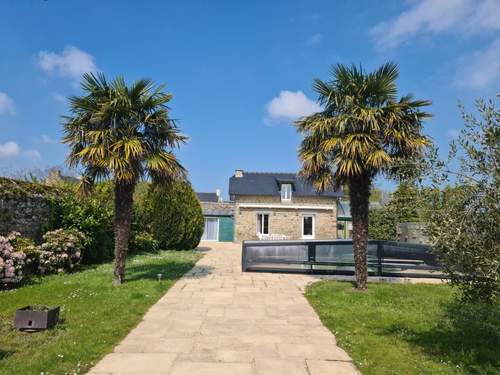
{"left": 470, "top": 0, "right": 500, "bottom": 30}
{"left": 40, "top": 134, "right": 56, "bottom": 144}
{"left": 0, "top": 141, "right": 20, "bottom": 159}
{"left": 0, "top": 92, "right": 15, "bottom": 115}
{"left": 371, "top": 0, "right": 500, "bottom": 50}
{"left": 0, "top": 141, "right": 41, "bottom": 162}
{"left": 38, "top": 45, "right": 96, "bottom": 80}
{"left": 307, "top": 33, "right": 324, "bottom": 46}
{"left": 455, "top": 37, "right": 500, "bottom": 89}
{"left": 266, "top": 90, "right": 321, "bottom": 121}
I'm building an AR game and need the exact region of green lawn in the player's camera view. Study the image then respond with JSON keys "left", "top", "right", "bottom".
{"left": 0, "top": 250, "right": 201, "bottom": 375}
{"left": 306, "top": 281, "right": 499, "bottom": 375}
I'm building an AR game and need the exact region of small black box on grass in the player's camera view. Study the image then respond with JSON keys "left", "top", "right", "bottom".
{"left": 14, "top": 306, "right": 60, "bottom": 331}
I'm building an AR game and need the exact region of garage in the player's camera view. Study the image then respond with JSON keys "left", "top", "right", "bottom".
{"left": 197, "top": 192, "right": 235, "bottom": 242}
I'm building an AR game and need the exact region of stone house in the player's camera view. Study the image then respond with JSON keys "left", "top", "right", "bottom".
{"left": 44, "top": 168, "right": 79, "bottom": 186}
{"left": 229, "top": 170, "right": 342, "bottom": 242}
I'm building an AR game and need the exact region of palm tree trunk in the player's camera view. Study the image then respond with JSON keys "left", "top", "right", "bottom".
{"left": 113, "top": 181, "right": 135, "bottom": 285}
{"left": 349, "top": 174, "right": 371, "bottom": 290}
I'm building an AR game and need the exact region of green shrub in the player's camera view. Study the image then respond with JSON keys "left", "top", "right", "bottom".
{"left": 38, "top": 228, "right": 86, "bottom": 274}
{"left": 129, "top": 231, "right": 159, "bottom": 254}
{"left": 143, "top": 181, "right": 204, "bottom": 250}
{"left": 130, "top": 181, "right": 150, "bottom": 235}
{"left": 368, "top": 182, "right": 428, "bottom": 241}
{"left": 58, "top": 182, "right": 114, "bottom": 264}
{"left": 368, "top": 207, "right": 397, "bottom": 240}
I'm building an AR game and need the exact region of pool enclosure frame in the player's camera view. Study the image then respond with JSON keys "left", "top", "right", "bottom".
{"left": 242, "top": 239, "right": 443, "bottom": 278}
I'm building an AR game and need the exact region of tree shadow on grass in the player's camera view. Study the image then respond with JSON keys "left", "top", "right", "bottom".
{"left": 0, "top": 348, "right": 13, "bottom": 360}
{"left": 182, "top": 265, "right": 215, "bottom": 279}
{"left": 125, "top": 261, "right": 214, "bottom": 283}
{"left": 195, "top": 246, "right": 212, "bottom": 253}
{"left": 5, "top": 263, "right": 104, "bottom": 290}
{"left": 385, "top": 300, "right": 500, "bottom": 373}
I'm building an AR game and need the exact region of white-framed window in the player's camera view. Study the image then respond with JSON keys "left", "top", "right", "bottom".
{"left": 256, "top": 213, "right": 270, "bottom": 235}
{"left": 281, "top": 184, "right": 292, "bottom": 201}
{"left": 301, "top": 214, "right": 315, "bottom": 239}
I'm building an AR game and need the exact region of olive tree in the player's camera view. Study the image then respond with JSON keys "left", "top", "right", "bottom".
{"left": 425, "top": 97, "right": 499, "bottom": 302}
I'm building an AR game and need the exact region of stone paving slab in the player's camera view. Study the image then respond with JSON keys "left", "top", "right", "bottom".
{"left": 87, "top": 241, "right": 359, "bottom": 375}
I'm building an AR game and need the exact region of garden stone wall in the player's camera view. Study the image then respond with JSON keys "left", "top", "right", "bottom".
{"left": 0, "top": 178, "right": 58, "bottom": 242}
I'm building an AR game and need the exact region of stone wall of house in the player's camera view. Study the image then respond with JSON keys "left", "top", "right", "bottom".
{"left": 0, "top": 178, "right": 58, "bottom": 242}
{"left": 396, "top": 222, "right": 430, "bottom": 245}
{"left": 233, "top": 195, "right": 337, "bottom": 241}
{"left": 234, "top": 195, "right": 335, "bottom": 206}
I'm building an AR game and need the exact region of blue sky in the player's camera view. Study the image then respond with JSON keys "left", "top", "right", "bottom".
{"left": 0, "top": 0, "right": 498, "bottom": 197}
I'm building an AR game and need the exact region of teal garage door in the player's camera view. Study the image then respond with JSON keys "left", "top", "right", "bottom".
{"left": 218, "top": 216, "right": 234, "bottom": 242}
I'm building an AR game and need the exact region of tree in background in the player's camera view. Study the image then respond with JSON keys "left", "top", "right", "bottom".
{"left": 388, "top": 182, "right": 421, "bottom": 221}
{"left": 368, "top": 207, "right": 397, "bottom": 240}
{"left": 297, "top": 63, "right": 431, "bottom": 289}
{"left": 142, "top": 181, "right": 204, "bottom": 250}
{"left": 368, "top": 182, "right": 422, "bottom": 240}
{"left": 424, "top": 98, "right": 499, "bottom": 302}
{"left": 63, "top": 73, "right": 187, "bottom": 285}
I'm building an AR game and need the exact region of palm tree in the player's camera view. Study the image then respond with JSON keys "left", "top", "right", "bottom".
{"left": 62, "top": 73, "right": 187, "bottom": 285}
{"left": 296, "top": 63, "right": 431, "bottom": 289}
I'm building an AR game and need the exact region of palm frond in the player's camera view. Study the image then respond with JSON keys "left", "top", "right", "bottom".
{"left": 297, "top": 62, "right": 432, "bottom": 188}
{"left": 62, "top": 73, "right": 187, "bottom": 186}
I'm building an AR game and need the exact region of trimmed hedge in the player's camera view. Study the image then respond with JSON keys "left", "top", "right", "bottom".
{"left": 368, "top": 207, "right": 397, "bottom": 240}
{"left": 142, "top": 181, "right": 204, "bottom": 250}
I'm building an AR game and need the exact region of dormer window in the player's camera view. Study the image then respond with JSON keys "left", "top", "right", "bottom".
{"left": 281, "top": 184, "right": 292, "bottom": 201}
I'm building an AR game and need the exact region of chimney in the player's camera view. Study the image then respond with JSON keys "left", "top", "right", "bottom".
{"left": 235, "top": 169, "right": 244, "bottom": 178}
{"left": 215, "top": 189, "right": 222, "bottom": 202}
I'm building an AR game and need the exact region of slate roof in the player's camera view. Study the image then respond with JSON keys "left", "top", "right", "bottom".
{"left": 200, "top": 201, "right": 235, "bottom": 216}
{"left": 196, "top": 192, "right": 219, "bottom": 202}
{"left": 229, "top": 172, "right": 343, "bottom": 198}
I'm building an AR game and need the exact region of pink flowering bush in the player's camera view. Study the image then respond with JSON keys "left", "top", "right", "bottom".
{"left": 0, "top": 232, "right": 27, "bottom": 285}
{"left": 10, "top": 235, "right": 40, "bottom": 274}
{"left": 38, "top": 228, "right": 86, "bottom": 274}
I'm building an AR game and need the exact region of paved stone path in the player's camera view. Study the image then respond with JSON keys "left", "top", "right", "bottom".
{"left": 88, "top": 242, "right": 359, "bottom": 375}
